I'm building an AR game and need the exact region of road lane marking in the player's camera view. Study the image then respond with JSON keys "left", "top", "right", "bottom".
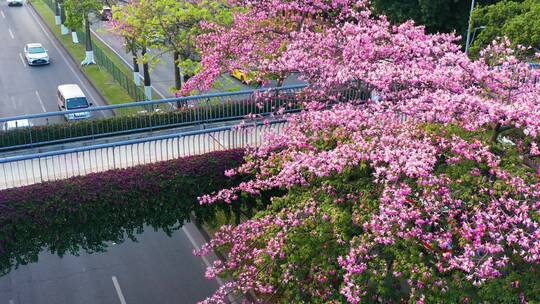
{"left": 18, "top": 53, "right": 26, "bottom": 67}
{"left": 182, "top": 225, "right": 225, "bottom": 286}
{"left": 9, "top": 300, "right": 14, "bottom": 304}
{"left": 35, "top": 91, "right": 47, "bottom": 112}
{"left": 10, "top": 96, "right": 18, "bottom": 110}
{"left": 8, "top": 28, "right": 14, "bottom": 39}
{"left": 111, "top": 276, "right": 127, "bottom": 304}
{"left": 26, "top": 6, "right": 101, "bottom": 107}
{"left": 1, "top": 10, "right": 5, "bottom": 19}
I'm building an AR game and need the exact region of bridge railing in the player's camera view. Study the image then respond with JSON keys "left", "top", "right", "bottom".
{"left": 0, "top": 120, "right": 287, "bottom": 190}
{"left": 0, "top": 85, "right": 307, "bottom": 151}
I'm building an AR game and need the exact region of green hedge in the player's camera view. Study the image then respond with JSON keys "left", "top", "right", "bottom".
{"left": 0, "top": 95, "right": 301, "bottom": 149}
{"left": 0, "top": 149, "right": 256, "bottom": 275}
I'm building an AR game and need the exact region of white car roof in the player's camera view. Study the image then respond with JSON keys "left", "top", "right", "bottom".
{"left": 58, "top": 84, "right": 86, "bottom": 99}
{"left": 26, "top": 43, "right": 44, "bottom": 48}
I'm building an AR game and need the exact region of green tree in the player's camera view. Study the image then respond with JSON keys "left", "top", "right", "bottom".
{"left": 112, "top": 0, "right": 155, "bottom": 100}
{"left": 145, "top": 0, "right": 233, "bottom": 92}
{"left": 63, "top": 0, "right": 105, "bottom": 65}
{"left": 470, "top": 0, "right": 540, "bottom": 58}
{"left": 372, "top": 0, "right": 500, "bottom": 44}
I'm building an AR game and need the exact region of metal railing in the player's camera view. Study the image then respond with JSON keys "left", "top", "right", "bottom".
{"left": 0, "top": 85, "right": 308, "bottom": 151}
{"left": 0, "top": 121, "right": 286, "bottom": 189}
{"left": 78, "top": 30, "right": 146, "bottom": 101}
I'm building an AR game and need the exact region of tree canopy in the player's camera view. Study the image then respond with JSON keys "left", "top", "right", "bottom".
{"left": 112, "top": 0, "right": 233, "bottom": 91}
{"left": 62, "top": 0, "right": 103, "bottom": 30}
{"left": 470, "top": 0, "right": 540, "bottom": 57}
{"left": 371, "top": 0, "right": 500, "bottom": 41}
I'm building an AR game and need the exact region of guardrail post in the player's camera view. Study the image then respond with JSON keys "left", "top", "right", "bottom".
{"left": 91, "top": 121, "right": 95, "bottom": 140}
{"left": 28, "top": 127, "right": 34, "bottom": 148}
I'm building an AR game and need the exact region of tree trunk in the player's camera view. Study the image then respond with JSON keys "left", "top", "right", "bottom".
{"left": 142, "top": 48, "right": 152, "bottom": 101}
{"left": 60, "top": 3, "right": 69, "bottom": 35}
{"left": 173, "top": 51, "right": 181, "bottom": 91}
{"left": 132, "top": 52, "right": 141, "bottom": 86}
{"left": 173, "top": 51, "right": 185, "bottom": 108}
{"left": 55, "top": 0, "right": 61, "bottom": 25}
{"left": 490, "top": 123, "right": 501, "bottom": 144}
{"left": 81, "top": 14, "right": 95, "bottom": 66}
{"left": 71, "top": 29, "right": 79, "bottom": 44}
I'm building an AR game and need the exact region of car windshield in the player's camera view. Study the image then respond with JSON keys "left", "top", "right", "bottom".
{"left": 66, "top": 97, "right": 89, "bottom": 109}
{"left": 28, "top": 47, "right": 46, "bottom": 54}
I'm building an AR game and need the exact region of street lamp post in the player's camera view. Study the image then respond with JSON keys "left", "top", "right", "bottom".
{"left": 465, "top": 25, "right": 486, "bottom": 54}
{"left": 465, "top": 0, "right": 476, "bottom": 54}
{"left": 470, "top": 26, "right": 486, "bottom": 47}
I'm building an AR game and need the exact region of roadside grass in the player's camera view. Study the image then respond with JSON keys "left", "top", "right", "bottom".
{"left": 90, "top": 28, "right": 135, "bottom": 77}
{"left": 32, "top": 0, "right": 135, "bottom": 111}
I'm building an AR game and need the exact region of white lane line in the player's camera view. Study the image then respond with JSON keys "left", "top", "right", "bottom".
{"left": 182, "top": 225, "right": 225, "bottom": 286}
{"left": 9, "top": 300, "right": 14, "bottom": 304}
{"left": 18, "top": 53, "right": 26, "bottom": 67}
{"left": 10, "top": 96, "right": 18, "bottom": 110}
{"left": 8, "top": 28, "right": 14, "bottom": 39}
{"left": 111, "top": 276, "right": 127, "bottom": 304}
{"left": 1, "top": 10, "right": 5, "bottom": 19}
{"left": 26, "top": 6, "right": 101, "bottom": 107}
{"left": 35, "top": 91, "right": 47, "bottom": 112}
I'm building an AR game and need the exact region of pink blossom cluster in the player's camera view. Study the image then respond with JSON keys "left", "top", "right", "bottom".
{"left": 190, "top": 0, "right": 540, "bottom": 302}
{"left": 199, "top": 105, "right": 540, "bottom": 302}
{"left": 181, "top": 0, "right": 368, "bottom": 94}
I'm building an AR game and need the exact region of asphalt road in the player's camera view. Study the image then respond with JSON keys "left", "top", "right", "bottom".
{"left": 0, "top": 2, "right": 106, "bottom": 124}
{"left": 0, "top": 223, "right": 220, "bottom": 304}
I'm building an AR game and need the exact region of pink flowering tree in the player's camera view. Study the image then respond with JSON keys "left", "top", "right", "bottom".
{"left": 181, "top": 0, "right": 361, "bottom": 94}
{"left": 193, "top": 1, "right": 540, "bottom": 303}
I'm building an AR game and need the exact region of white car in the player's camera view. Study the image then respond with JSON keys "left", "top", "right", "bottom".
{"left": 24, "top": 43, "right": 50, "bottom": 66}
{"left": 7, "top": 0, "right": 23, "bottom": 6}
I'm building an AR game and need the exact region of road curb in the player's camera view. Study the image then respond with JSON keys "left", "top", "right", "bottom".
{"left": 27, "top": 1, "right": 112, "bottom": 112}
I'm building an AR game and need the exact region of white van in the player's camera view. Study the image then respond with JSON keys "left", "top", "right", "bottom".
{"left": 57, "top": 84, "right": 92, "bottom": 121}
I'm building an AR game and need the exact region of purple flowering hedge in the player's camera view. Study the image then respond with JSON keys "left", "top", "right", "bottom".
{"left": 0, "top": 149, "right": 258, "bottom": 275}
